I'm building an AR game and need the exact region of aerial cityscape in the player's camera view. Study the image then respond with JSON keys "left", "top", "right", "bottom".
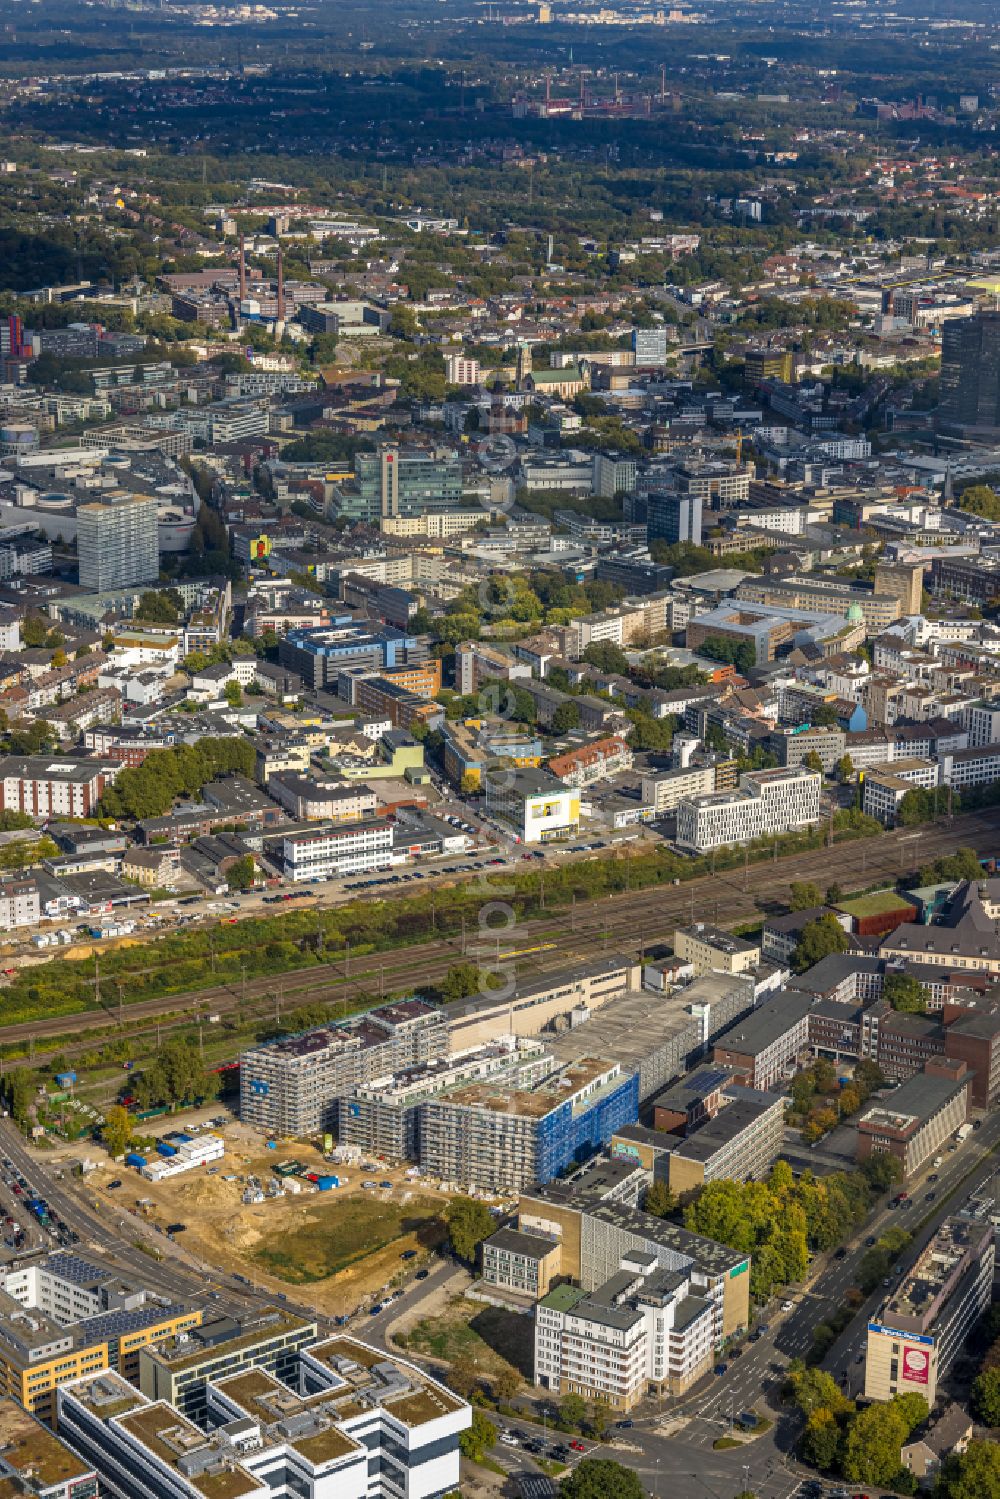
{"left": 0, "top": 1, "right": 999, "bottom": 1497}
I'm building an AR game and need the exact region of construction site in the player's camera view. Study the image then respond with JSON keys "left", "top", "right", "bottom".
{"left": 68, "top": 1119, "right": 501, "bottom": 1319}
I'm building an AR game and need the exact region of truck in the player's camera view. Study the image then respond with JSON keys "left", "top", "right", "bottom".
{"left": 956, "top": 1123, "right": 974, "bottom": 1143}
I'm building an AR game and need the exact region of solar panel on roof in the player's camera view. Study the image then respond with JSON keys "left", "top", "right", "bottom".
{"left": 48, "top": 1252, "right": 108, "bottom": 1285}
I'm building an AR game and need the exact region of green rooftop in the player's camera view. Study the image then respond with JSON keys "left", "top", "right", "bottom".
{"left": 538, "top": 1284, "right": 585, "bottom": 1313}
{"left": 836, "top": 889, "right": 917, "bottom": 919}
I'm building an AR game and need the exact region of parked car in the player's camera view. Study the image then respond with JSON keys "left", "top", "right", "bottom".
{"left": 569, "top": 1440, "right": 586, "bottom": 1452}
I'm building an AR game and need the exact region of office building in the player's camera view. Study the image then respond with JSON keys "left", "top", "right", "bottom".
{"left": 0, "top": 1396, "right": 98, "bottom": 1499}
{"left": 418, "top": 1057, "right": 639, "bottom": 1194}
{"left": 240, "top": 1000, "right": 448, "bottom": 1137}
{"left": 881, "top": 879, "right": 1000, "bottom": 975}
{"left": 646, "top": 490, "right": 703, "bottom": 546}
{"left": 484, "top": 768, "right": 580, "bottom": 845}
{"left": 481, "top": 1227, "right": 562, "bottom": 1300}
{"left": 612, "top": 1085, "right": 784, "bottom": 1197}
{"left": 445, "top": 954, "right": 640, "bottom": 1052}
{"left": 864, "top": 1218, "right": 994, "bottom": 1405}
{"left": 855, "top": 1062, "right": 970, "bottom": 1178}
{"left": 137, "top": 1310, "right": 317, "bottom": 1421}
{"left": 344, "top": 446, "right": 465, "bottom": 526}
{"left": 712, "top": 991, "right": 813, "bottom": 1090}
{"left": 939, "top": 311, "right": 1000, "bottom": 433}
{"left": 76, "top": 495, "right": 158, "bottom": 590}
{"left": 675, "top": 767, "right": 821, "bottom": 854}
{"left": 278, "top": 819, "right": 394, "bottom": 882}
{"left": 279, "top": 626, "right": 429, "bottom": 693}
{"left": 62, "top": 1332, "right": 469, "bottom": 1499}
{"left": 518, "top": 1182, "right": 751, "bottom": 1340}
{"left": 535, "top": 1252, "right": 716, "bottom": 1409}
{"left": 0, "top": 1251, "right": 201, "bottom": 1423}
{"left": 672, "top": 924, "right": 760, "bottom": 978}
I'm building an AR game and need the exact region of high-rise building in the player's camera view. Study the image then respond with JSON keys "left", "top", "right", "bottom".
{"left": 939, "top": 311, "right": 1000, "bottom": 432}
{"left": 632, "top": 326, "right": 669, "bottom": 364}
{"left": 864, "top": 1217, "right": 994, "bottom": 1405}
{"left": 647, "top": 490, "right": 703, "bottom": 546}
{"left": 76, "top": 494, "right": 158, "bottom": 590}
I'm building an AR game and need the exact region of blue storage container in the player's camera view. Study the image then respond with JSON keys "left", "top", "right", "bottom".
{"left": 125, "top": 1152, "right": 147, "bottom": 1168}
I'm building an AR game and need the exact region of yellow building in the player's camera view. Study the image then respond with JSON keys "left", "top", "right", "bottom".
{"left": 673, "top": 923, "right": 761, "bottom": 977}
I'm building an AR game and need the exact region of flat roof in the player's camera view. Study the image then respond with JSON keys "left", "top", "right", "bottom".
{"left": 859, "top": 1069, "right": 967, "bottom": 1133}
{"left": 117, "top": 1404, "right": 263, "bottom": 1499}
{"left": 0, "top": 1397, "right": 93, "bottom": 1488}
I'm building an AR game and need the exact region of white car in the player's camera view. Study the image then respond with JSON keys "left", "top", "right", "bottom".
{"left": 781, "top": 1300, "right": 794, "bottom": 1312}
{"left": 499, "top": 1432, "right": 519, "bottom": 1447}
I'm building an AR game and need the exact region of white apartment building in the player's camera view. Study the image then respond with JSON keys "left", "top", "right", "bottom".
{"left": 641, "top": 765, "right": 716, "bottom": 816}
{"left": 962, "top": 699, "right": 1000, "bottom": 749}
{"left": 675, "top": 768, "right": 821, "bottom": 854}
{"left": 281, "top": 820, "right": 393, "bottom": 881}
{"left": 535, "top": 1250, "right": 716, "bottom": 1408}
{"left": 445, "top": 354, "right": 480, "bottom": 386}
{"left": 862, "top": 758, "right": 940, "bottom": 827}
{"left": 0, "top": 877, "right": 40, "bottom": 931}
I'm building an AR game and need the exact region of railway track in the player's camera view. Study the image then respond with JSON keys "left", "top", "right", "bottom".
{"left": 3, "top": 809, "right": 996, "bottom": 1061}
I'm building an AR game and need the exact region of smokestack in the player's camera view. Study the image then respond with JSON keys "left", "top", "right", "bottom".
{"left": 545, "top": 74, "right": 550, "bottom": 110}
{"left": 276, "top": 242, "right": 285, "bottom": 322}
{"left": 238, "top": 234, "right": 246, "bottom": 302}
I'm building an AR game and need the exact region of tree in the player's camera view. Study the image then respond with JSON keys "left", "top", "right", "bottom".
{"left": 938, "top": 1440, "right": 1000, "bottom": 1499}
{"left": 836, "top": 754, "right": 855, "bottom": 782}
{"left": 552, "top": 700, "right": 581, "bottom": 734}
{"left": 825, "top": 883, "right": 843, "bottom": 905}
{"left": 801, "top": 1407, "right": 841, "bottom": 1470}
{"left": 644, "top": 1179, "right": 677, "bottom": 1218}
{"left": 134, "top": 1037, "right": 213, "bottom": 1110}
{"left": 493, "top": 1366, "right": 521, "bottom": 1404}
{"left": 445, "top": 1196, "right": 495, "bottom": 1263}
{"left": 582, "top": 642, "right": 630, "bottom": 675}
{"left": 102, "top": 1104, "right": 133, "bottom": 1159}
{"left": 884, "top": 972, "right": 927, "bottom": 1014}
{"left": 804, "top": 750, "right": 824, "bottom": 774}
{"left": 460, "top": 772, "right": 480, "bottom": 795}
{"left": 786, "top": 1364, "right": 852, "bottom": 1419}
{"left": 51, "top": 648, "right": 67, "bottom": 669}
{"left": 789, "top": 881, "right": 823, "bottom": 911}
{"left": 793, "top": 914, "right": 849, "bottom": 973}
{"left": 439, "top": 963, "right": 483, "bottom": 1002}
{"left": 224, "top": 680, "right": 243, "bottom": 708}
{"left": 559, "top": 1458, "right": 645, "bottom": 1499}
{"left": 459, "top": 1408, "right": 496, "bottom": 1462}
{"left": 841, "top": 1401, "right": 908, "bottom": 1487}
{"left": 135, "top": 589, "right": 182, "bottom": 624}
{"left": 958, "top": 484, "right": 1000, "bottom": 522}
{"left": 860, "top": 1154, "right": 904, "bottom": 1193}
{"left": 590, "top": 1397, "right": 613, "bottom": 1437}
{"left": 971, "top": 1367, "right": 1000, "bottom": 1426}
{"left": 227, "top": 855, "right": 256, "bottom": 893}
{"left": 559, "top": 1392, "right": 588, "bottom": 1431}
